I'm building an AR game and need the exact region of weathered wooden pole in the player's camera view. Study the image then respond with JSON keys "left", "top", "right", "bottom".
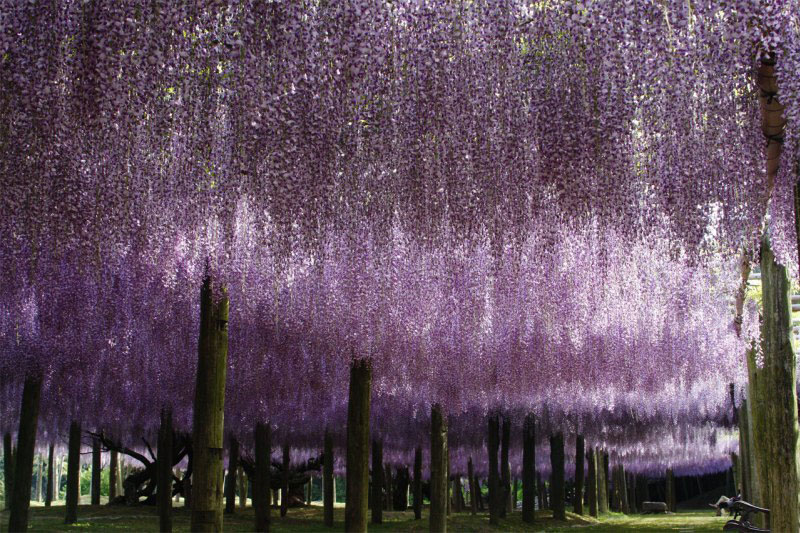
{"left": 759, "top": 231, "right": 800, "bottom": 530}
{"left": 46, "top": 443, "right": 54, "bottom": 507}
{"left": 468, "top": 457, "right": 477, "bottom": 515}
{"left": 64, "top": 420, "right": 81, "bottom": 524}
{"left": 487, "top": 414, "right": 500, "bottom": 525}
{"left": 549, "top": 433, "right": 565, "bottom": 521}
{"left": 413, "top": 446, "right": 422, "bottom": 520}
{"left": 665, "top": 468, "right": 676, "bottom": 512}
{"left": 8, "top": 373, "right": 42, "bottom": 533}
{"left": 521, "top": 413, "right": 535, "bottom": 523}
{"left": 371, "top": 439, "right": 383, "bottom": 524}
{"left": 345, "top": 358, "right": 372, "bottom": 533}
{"left": 224, "top": 435, "right": 239, "bottom": 515}
{"left": 618, "top": 465, "right": 629, "bottom": 514}
{"left": 574, "top": 435, "right": 584, "bottom": 515}
{"left": 596, "top": 449, "right": 608, "bottom": 514}
{"left": 190, "top": 277, "right": 229, "bottom": 532}
{"left": 626, "top": 472, "right": 637, "bottom": 514}
{"left": 109, "top": 449, "right": 119, "bottom": 502}
{"left": 586, "top": 447, "right": 597, "bottom": 517}
{"left": 157, "top": 408, "right": 174, "bottom": 532}
{"left": 254, "top": 422, "right": 271, "bottom": 532}
{"left": 91, "top": 437, "right": 101, "bottom": 505}
{"left": 281, "top": 443, "right": 290, "bottom": 517}
{"left": 384, "top": 463, "right": 393, "bottom": 512}
{"left": 430, "top": 403, "right": 448, "bottom": 533}
{"left": 323, "top": 428, "right": 333, "bottom": 527}
{"left": 3, "top": 432, "right": 13, "bottom": 510}
{"left": 500, "top": 416, "right": 511, "bottom": 517}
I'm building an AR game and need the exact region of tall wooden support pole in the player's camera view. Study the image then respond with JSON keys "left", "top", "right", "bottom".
{"left": 239, "top": 466, "right": 247, "bottom": 508}
{"left": 254, "top": 422, "right": 271, "bottom": 532}
{"left": 500, "top": 416, "right": 511, "bottom": 517}
{"left": 618, "top": 465, "right": 629, "bottom": 514}
{"left": 281, "top": 444, "right": 290, "bottom": 517}
{"left": 521, "top": 413, "right": 535, "bottom": 523}
{"left": 46, "top": 443, "right": 54, "bottom": 506}
{"left": 487, "top": 415, "right": 500, "bottom": 525}
{"left": 3, "top": 432, "right": 13, "bottom": 510}
{"left": 430, "top": 403, "right": 448, "bottom": 533}
{"left": 468, "top": 457, "right": 477, "bottom": 515}
{"left": 158, "top": 408, "right": 174, "bottom": 532}
{"left": 574, "top": 435, "right": 584, "bottom": 515}
{"left": 64, "top": 420, "right": 81, "bottom": 524}
{"left": 371, "top": 439, "right": 383, "bottom": 524}
{"left": 8, "top": 373, "right": 42, "bottom": 533}
{"left": 224, "top": 435, "right": 239, "bottom": 515}
{"left": 665, "top": 469, "right": 676, "bottom": 512}
{"left": 596, "top": 449, "right": 608, "bottom": 514}
{"left": 345, "top": 359, "right": 371, "bottom": 533}
{"left": 109, "top": 449, "right": 119, "bottom": 502}
{"left": 91, "top": 437, "right": 101, "bottom": 505}
{"left": 549, "top": 433, "right": 565, "bottom": 521}
{"left": 323, "top": 429, "right": 333, "bottom": 527}
{"left": 587, "top": 447, "right": 597, "bottom": 517}
{"left": 760, "top": 232, "right": 800, "bottom": 530}
{"left": 191, "top": 277, "right": 229, "bottom": 533}
{"left": 627, "top": 472, "right": 637, "bottom": 514}
{"left": 384, "top": 463, "right": 393, "bottom": 512}
{"left": 413, "top": 446, "right": 422, "bottom": 520}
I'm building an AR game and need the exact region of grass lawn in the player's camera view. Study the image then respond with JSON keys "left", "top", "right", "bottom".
{"left": 0, "top": 504, "right": 730, "bottom": 532}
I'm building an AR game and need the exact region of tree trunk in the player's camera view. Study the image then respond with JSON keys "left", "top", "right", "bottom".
{"left": 759, "top": 231, "right": 800, "bottom": 530}
{"left": 618, "top": 465, "right": 629, "bottom": 514}
{"left": 157, "top": 408, "right": 174, "bottom": 532}
{"left": 224, "top": 435, "right": 238, "bottom": 515}
{"left": 8, "top": 373, "right": 42, "bottom": 533}
{"left": 468, "top": 457, "right": 477, "bottom": 515}
{"left": 46, "top": 443, "right": 54, "bottom": 507}
{"left": 345, "top": 358, "right": 371, "bottom": 533}
{"left": 666, "top": 469, "right": 676, "bottom": 512}
{"left": 413, "top": 446, "right": 422, "bottom": 520}
{"left": 384, "top": 462, "right": 393, "bottom": 512}
{"left": 627, "top": 472, "right": 637, "bottom": 514}
{"left": 500, "top": 416, "right": 510, "bottom": 517}
{"left": 587, "top": 447, "right": 597, "bottom": 517}
{"left": 281, "top": 444, "right": 290, "bottom": 517}
{"left": 3, "top": 432, "right": 13, "bottom": 511}
{"left": 323, "top": 429, "right": 333, "bottom": 527}
{"left": 549, "top": 433, "right": 565, "bottom": 521}
{"left": 574, "top": 435, "right": 584, "bottom": 515}
{"left": 597, "top": 450, "right": 608, "bottom": 514}
{"left": 65, "top": 420, "right": 81, "bottom": 524}
{"left": 254, "top": 422, "right": 270, "bottom": 532}
{"left": 522, "top": 413, "right": 535, "bottom": 523}
{"left": 190, "top": 276, "right": 229, "bottom": 533}
{"left": 488, "top": 414, "right": 500, "bottom": 525}
{"left": 109, "top": 449, "right": 119, "bottom": 502}
{"left": 371, "top": 439, "right": 383, "bottom": 524}
{"left": 430, "top": 403, "right": 448, "bottom": 533}
{"left": 91, "top": 437, "right": 101, "bottom": 505}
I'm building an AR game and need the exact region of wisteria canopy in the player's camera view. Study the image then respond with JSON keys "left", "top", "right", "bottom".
{"left": 1, "top": 0, "right": 799, "bottom": 482}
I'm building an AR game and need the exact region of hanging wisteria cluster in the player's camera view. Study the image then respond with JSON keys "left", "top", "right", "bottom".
{"left": 1, "top": 0, "right": 799, "bottom": 477}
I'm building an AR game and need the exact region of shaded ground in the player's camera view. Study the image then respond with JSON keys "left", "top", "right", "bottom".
{"left": 0, "top": 504, "right": 728, "bottom": 532}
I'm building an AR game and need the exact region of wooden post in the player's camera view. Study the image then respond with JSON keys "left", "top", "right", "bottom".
{"left": 254, "top": 422, "right": 270, "bottom": 532}
{"left": 157, "top": 408, "right": 174, "bottom": 532}
{"left": 574, "top": 435, "right": 584, "bottom": 515}
{"left": 468, "top": 457, "right": 477, "bottom": 515}
{"left": 618, "top": 465, "right": 629, "bottom": 514}
{"left": 323, "top": 429, "right": 333, "bottom": 527}
{"left": 665, "top": 469, "right": 676, "bottom": 512}
{"left": 430, "top": 403, "right": 448, "bottom": 533}
{"left": 549, "top": 433, "right": 565, "bottom": 520}
{"left": 384, "top": 463, "right": 393, "bottom": 512}
{"left": 8, "top": 373, "right": 42, "bottom": 533}
{"left": 190, "top": 277, "right": 229, "bottom": 533}
{"left": 500, "top": 416, "right": 511, "bottom": 517}
{"left": 587, "top": 447, "right": 597, "bottom": 517}
{"left": 627, "top": 472, "right": 637, "bottom": 514}
{"left": 759, "top": 231, "right": 800, "bottom": 530}
{"left": 371, "top": 439, "right": 383, "bottom": 524}
{"left": 522, "top": 413, "right": 535, "bottom": 523}
{"left": 487, "top": 414, "right": 500, "bottom": 525}
{"left": 46, "top": 443, "right": 54, "bottom": 507}
{"left": 3, "top": 432, "right": 13, "bottom": 511}
{"left": 344, "top": 358, "right": 371, "bottom": 533}
{"left": 109, "top": 449, "right": 119, "bottom": 502}
{"left": 224, "top": 435, "right": 238, "bottom": 514}
{"left": 281, "top": 444, "right": 290, "bottom": 517}
{"left": 65, "top": 420, "right": 81, "bottom": 524}
{"left": 413, "top": 446, "right": 422, "bottom": 520}
{"left": 597, "top": 449, "right": 608, "bottom": 514}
